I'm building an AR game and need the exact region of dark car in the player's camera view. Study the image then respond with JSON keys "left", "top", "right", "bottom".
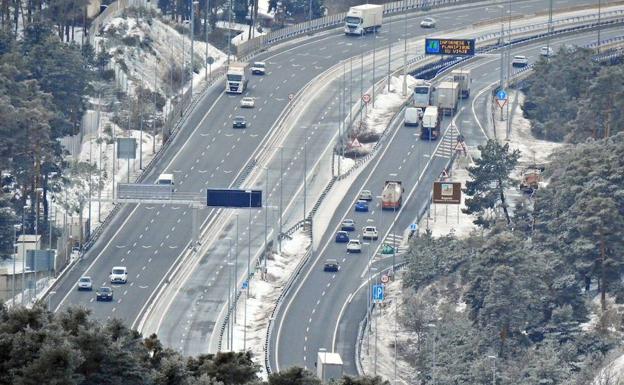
{"left": 323, "top": 259, "right": 339, "bottom": 272}
{"left": 335, "top": 231, "right": 350, "bottom": 243}
{"left": 96, "top": 287, "right": 114, "bottom": 301}
{"left": 341, "top": 219, "right": 356, "bottom": 231}
{"left": 233, "top": 116, "right": 247, "bottom": 128}
{"left": 355, "top": 200, "right": 369, "bottom": 212}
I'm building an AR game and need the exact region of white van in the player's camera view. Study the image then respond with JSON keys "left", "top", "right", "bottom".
{"left": 404, "top": 107, "right": 422, "bottom": 127}
{"left": 157, "top": 173, "right": 175, "bottom": 187}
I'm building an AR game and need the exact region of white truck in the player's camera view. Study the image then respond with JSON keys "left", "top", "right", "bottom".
{"left": 413, "top": 79, "right": 433, "bottom": 109}
{"left": 225, "top": 62, "right": 248, "bottom": 94}
{"left": 435, "top": 81, "right": 459, "bottom": 115}
{"left": 421, "top": 106, "right": 441, "bottom": 140}
{"left": 344, "top": 4, "right": 383, "bottom": 35}
{"left": 382, "top": 180, "right": 403, "bottom": 209}
{"left": 317, "top": 351, "right": 343, "bottom": 383}
{"left": 451, "top": 69, "right": 472, "bottom": 98}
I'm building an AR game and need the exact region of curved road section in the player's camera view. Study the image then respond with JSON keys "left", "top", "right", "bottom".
{"left": 271, "top": 0, "right": 614, "bottom": 374}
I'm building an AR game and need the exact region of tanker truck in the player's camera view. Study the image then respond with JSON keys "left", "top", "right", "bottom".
{"left": 381, "top": 180, "right": 404, "bottom": 209}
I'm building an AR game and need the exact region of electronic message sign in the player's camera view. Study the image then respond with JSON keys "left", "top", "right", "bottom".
{"left": 425, "top": 38, "right": 476, "bottom": 56}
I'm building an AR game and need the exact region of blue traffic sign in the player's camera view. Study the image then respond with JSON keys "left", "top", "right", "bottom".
{"left": 242, "top": 280, "right": 249, "bottom": 289}
{"left": 410, "top": 223, "right": 418, "bottom": 231}
{"left": 372, "top": 284, "right": 385, "bottom": 303}
{"left": 497, "top": 90, "right": 508, "bottom": 100}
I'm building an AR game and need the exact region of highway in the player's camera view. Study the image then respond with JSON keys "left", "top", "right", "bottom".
{"left": 49, "top": 0, "right": 611, "bottom": 359}
{"left": 150, "top": 0, "right": 613, "bottom": 356}
{"left": 271, "top": 22, "right": 624, "bottom": 376}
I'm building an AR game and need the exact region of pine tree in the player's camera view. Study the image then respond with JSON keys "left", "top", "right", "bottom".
{"left": 463, "top": 139, "right": 520, "bottom": 227}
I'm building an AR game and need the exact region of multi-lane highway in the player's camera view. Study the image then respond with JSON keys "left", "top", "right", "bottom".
{"left": 271, "top": 24, "right": 624, "bottom": 375}
{"left": 49, "top": 0, "right": 615, "bottom": 361}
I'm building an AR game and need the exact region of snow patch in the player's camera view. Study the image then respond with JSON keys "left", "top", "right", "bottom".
{"left": 229, "top": 231, "right": 311, "bottom": 379}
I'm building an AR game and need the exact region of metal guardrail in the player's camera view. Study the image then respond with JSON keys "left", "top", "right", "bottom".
{"left": 236, "top": 0, "right": 489, "bottom": 59}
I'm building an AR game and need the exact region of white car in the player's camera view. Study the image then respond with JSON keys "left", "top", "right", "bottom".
{"left": 110, "top": 266, "right": 128, "bottom": 284}
{"left": 251, "top": 61, "right": 266, "bottom": 75}
{"left": 359, "top": 190, "right": 373, "bottom": 201}
{"left": 77, "top": 276, "right": 93, "bottom": 291}
{"left": 362, "top": 226, "right": 378, "bottom": 240}
{"left": 347, "top": 239, "right": 362, "bottom": 253}
{"left": 420, "top": 17, "right": 436, "bottom": 28}
{"left": 511, "top": 55, "right": 529, "bottom": 67}
{"left": 240, "top": 97, "right": 255, "bottom": 108}
{"left": 539, "top": 46, "right": 554, "bottom": 57}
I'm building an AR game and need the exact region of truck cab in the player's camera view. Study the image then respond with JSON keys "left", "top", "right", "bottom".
{"left": 226, "top": 62, "right": 248, "bottom": 93}
{"left": 344, "top": 4, "right": 383, "bottom": 35}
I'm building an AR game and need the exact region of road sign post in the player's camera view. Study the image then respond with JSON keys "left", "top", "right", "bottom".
{"left": 372, "top": 284, "right": 384, "bottom": 303}
{"left": 496, "top": 90, "right": 508, "bottom": 121}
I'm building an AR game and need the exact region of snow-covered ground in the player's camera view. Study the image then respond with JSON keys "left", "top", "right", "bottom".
{"left": 360, "top": 276, "right": 418, "bottom": 384}
{"left": 504, "top": 91, "right": 565, "bottom": 166}
{"left": 98, "top": 14, "right": 227, "bottom": 102}
{"left": 228, "top": 231, "right": 310, "bottom": 379}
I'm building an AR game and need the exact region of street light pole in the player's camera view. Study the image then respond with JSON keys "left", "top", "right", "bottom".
{"left": 597, "top": 0, "right": 602, "bottom": 52}
{"left": 264, "top": 169, "right": 269, "bottom": 278}
{"left": 279, "top": 148, "right": 283, "bottom": 252}
{"left": 488, "top": 355, "right": 497, "bottom": 385}
{"left": 387, "top": 12, "right": 391, "bottom": 92}
{"left": 190, "top": 0, "right": 199, "bottom": 98}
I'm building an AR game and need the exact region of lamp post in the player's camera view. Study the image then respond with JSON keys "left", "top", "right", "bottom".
{"left": 48, "top": 291, "right": 56, "bottom": 311}
{"left": 488, "top": 355, "right": 497, "bottom": 385}
{"left": 363, "top": 241, "right": 371, "bottom": 353}
{"left": 427, "top": 323, "right": 437, "bottom": 385}
{"left": 190, "top": 0, "right": 199, "bottom": 98}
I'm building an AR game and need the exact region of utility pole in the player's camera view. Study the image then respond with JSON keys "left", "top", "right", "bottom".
{"left": 372, "top": 15, "right": 377, "bottom": 108}
{"left": 402, "top": 10, "right": 408, "bottom": 96}
{"left": 190, "top": 0, "right": 198, "bottom": 98}
{"left": 279, "top": 148, "right": 283, "bottom": 252}
{"left": 264, "top": 169, "right": 269, "bottom": 279}
{"left": 303, "top": 142, "right": 307, "bottom": 223}
{"left": 227, "top": 0, "right": 232, "bottom": 65}
{"left": 234, "top": 214, "right": 239, "bottom": 323}
{"left": 597, "top": 0, "right": 602, "bottom": 52}
{"left": 205, "top": 0, "right": 209, "bottom": 80}
{"left": 387, "top": 12, "right": 392, "bottom": 92}
{"left": 546, "top": 0, "right": 553, "bottom": 58}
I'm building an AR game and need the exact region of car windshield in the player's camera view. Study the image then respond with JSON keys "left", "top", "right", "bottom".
{"left": 254, "top": 63, "right": 265, "bottom": 68}
{"left": 112, "top": 269, "right": 125, "bottom": 274}
{"left": 414, "top": 86, "right": 430, "bottom": 94}
{"left": 227, "top": 74, "right": 243, "bottom": 82}
{"left": 80, "top": 277, "right": 90, "bottom": 282}
{"left": 345, "top": 16, "right": 362, "bottom": 24}
{"left": 235, "top": 116, "right": 245, "bottom": 121}
{"left": 100, "top": 288, "right": 111, "bottom": 292}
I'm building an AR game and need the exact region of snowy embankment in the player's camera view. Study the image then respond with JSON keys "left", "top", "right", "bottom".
{"left": 345, "top": 75, "right": 418, "bottom": 161}
{"left": 98, "top": 14, "right": 227, "bottom": 101}
{"left": 229, "top": 231, "right": 311, "bottom": 379}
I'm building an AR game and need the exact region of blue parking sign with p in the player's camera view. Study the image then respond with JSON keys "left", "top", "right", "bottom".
{"left": 373, "top": 284, "right": 384, "bottom": 303}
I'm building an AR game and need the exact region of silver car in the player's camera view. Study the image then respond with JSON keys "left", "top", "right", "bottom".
{"left": 77, "top": 276, "right": 93, "bottom": 291}
{"left": 420, "top": 17, "right": 436, "bottom": 28}
{"left": 240, "top": 97, "right": 255, "bottom": 108}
